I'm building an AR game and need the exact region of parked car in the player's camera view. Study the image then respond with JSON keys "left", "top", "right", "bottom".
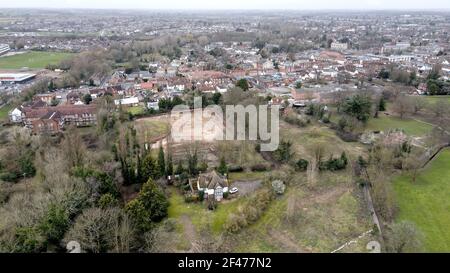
{"left": 229, "top": 187, "right": 239, "bottom": 194}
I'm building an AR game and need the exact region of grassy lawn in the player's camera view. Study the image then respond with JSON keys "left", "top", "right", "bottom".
{"left": 0, "top": 104, "right": 13, "bottom": 121}
{"left": 127, "top": 106, "right": 145, "bottom": 116}
{"left": 134, "top": 118, "right": 170, "bottom": 141}
{"left": 0, "top": 51, "right": 74, "bottom": 69}
{"left": 167, "top": 188, "right": 246, "bottom": 235}
{"left": 393, "top": 148, "right": 450, "bottom": 252}
{"left": 421, "top": 96, "right": 450, "bottom": 105}
{"left": 366, "top": 115, "right": 432, "bottom": 136}
{"left": 234, "top": 185, "right": 372, "bottom": 252}
{"left": 281, "top": 121, "right": 366, "bottom": 162}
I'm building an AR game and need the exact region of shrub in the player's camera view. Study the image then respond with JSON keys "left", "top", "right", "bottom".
{"left": 198, "top": 190, "right": 205, "bottom": 202}
{"left": 319, "top": 153, "right": 348, "bottom": 171}
{"left": 198, "top": 161, "right": 208, "bottom": 173}
{"left": 228, "top": 165, "right": 244, "bottom": 173}
{"left": 0, "top": 172, "right": 19, "bottom": 182}
{"left": 336, "top": 130, "right": 359, "bottom": 142}
{"left": 39, "top": 204, "right": 70, "bottom": 243}
{"left": 207, "top": 199, "right": 217, "bottom": 211}
{"left": 216, "top": 157, "right": 228, "bottom": 175}
{"left": 225, "top": 189, "right": 273, "bottom": 233}
{"left": 283, "top": 114, "right": 307, "bottom": 127}
{"left": 181, "top": 183, "right": 191, "bottom": 192}
{"left": 11, "top": 227, "right": 46, "bottom": 253}
{"left": 271, "top": 180, "right": 286, "bottom": 195}
{"left": 223, "top": 191, "right": 229, "bottom": 199}
{"left": 250, "top": 163, "right": 268, "bottom": 172}
{"left": 185, "top": 194, "right": 199, "bottom": 203}
{"left": 273, "top": 140, "right": 294, "bottom": 163}
{"left": 295, "top": 159, "right": 309, "bottom": 172}
{"left": 254, "top": 143, "right": 261, "bottom": 153}
{"left": 98, "top": 193, "right": 118, "bottom": 209}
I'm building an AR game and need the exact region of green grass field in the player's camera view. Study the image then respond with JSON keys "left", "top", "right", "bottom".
{"left": 167, "top": 188, "right": 245, "bottom": 234}
{"left": 366, "top": 115, "right": 432, "bottom": 136}
{"left": 127, "top": 106, "right": 145, "bottom": 116}
{"left": 0, "top": 51, "right": 74, "bottom": 69}
{"left": 0, "top": 104, "right": 13, "bottom": 121}
{"left": 421, "top": 96, "right": 450, "bottom": 105}
{"left": 393, "top": 148, "right": 450, "bottom": 252}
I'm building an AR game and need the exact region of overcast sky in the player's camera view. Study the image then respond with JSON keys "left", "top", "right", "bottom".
{"left": 1, "top": 0, "right": 449, "bottom": 10}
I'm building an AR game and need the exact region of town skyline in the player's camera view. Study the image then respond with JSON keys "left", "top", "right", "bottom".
{"left": 1, "top": 0, "right": 449, "bottom": 10}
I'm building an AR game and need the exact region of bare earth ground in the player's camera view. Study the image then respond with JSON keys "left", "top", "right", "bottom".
{"left": 231, "top": 180, "right": 262, "bottom": 196}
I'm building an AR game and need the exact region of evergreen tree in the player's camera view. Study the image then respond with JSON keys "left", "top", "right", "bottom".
{"left": 175, "top": 160, "right": 184, "bottom": 175}
{"left": 138, "top": 178, "right": 169, "bottom": 222}
{"left": 340, "top": 152, "right": 348, "bottom": 167}
{"left": 217, "top": 157, "right": 228, "bottom": 175}
{"left": 188, "top": 150, "right": 198, "bottom": 176}
{"left": 166, "top": 154, "right": 174, "bottom": 176}
{"left": 236, "top": 78, "right": 250, "bottom": 91}
{"left": 125, "top": 199, "right": 151, "bottom": 231}
{"left": 379, "top": 97, "right": 386, "bottom": 111}
{"left": 157, "top": 146, "right": 166, "bottom": 178}
{"left": 141, "top": 152, "right": 157, "bottom": 182}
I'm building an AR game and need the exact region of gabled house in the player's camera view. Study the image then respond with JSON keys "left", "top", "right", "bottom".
{"left": 9, "top": 108, "right": 23, "bottom": 123}
{"left": 192, "top": 171, "right": 229, "bottom": 202}
{"left": 21, "top": 104, "right": 97, "bottom": 134}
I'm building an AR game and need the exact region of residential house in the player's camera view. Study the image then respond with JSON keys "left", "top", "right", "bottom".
{"left": 9, "top": 108, "right": 23, "bottom": 123}
{"left": 147, "top": 99, "right": 159, "bottom": 111}
{"left": 192, "top": 171, "right": 229, "bottom": 202}
{"left": 34, "top": 93, "right": 56, "bottom": 105}
{"left": 114, "top": 96, "right": 140, "bottom": 106}
{"left": 22, "top": 105, "right": 97, "bottom": 134}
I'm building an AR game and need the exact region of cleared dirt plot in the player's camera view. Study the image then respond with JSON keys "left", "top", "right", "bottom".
{"left": 134, "top": 115, "right": 170, "bottom": 144}
{"left": 169, "top": 108, "right": 224, "bottom": 143}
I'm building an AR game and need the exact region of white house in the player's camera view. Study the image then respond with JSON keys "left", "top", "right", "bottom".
{"left": 215, "top": 86, "right": 228, "bottom": 93}
{"left": 147, "top": 100, "right": 159, "bottom": 111}
{"left": 331, "top": 42, "right": 349, "bottom": 51}
{"left": 114, "top": 97, "right": 140, "bottom": 106}
{"left": 9, "top": 108, "right": 23, "bottom": 123}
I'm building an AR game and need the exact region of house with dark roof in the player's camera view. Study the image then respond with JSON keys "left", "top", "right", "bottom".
{"left": 191, "top": 170, "right": 229, "bottom": 202}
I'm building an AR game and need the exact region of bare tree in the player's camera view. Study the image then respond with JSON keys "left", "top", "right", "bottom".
{"left": 403, "top": 150, "right": 424, "bottom": 183}
{"left": 411, "top": 96, "right": 428, "bottom": 115}
{"left": 430, "top": 100, "right": 450, "bottom": 122}
{"left": 392, "top": 95, "right": 413, "bottom": 119}
{"left": 384, "top": 221, "right": 423, "bottom": 253}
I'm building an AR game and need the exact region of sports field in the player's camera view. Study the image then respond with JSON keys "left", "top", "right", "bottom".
{"left": 0, "top": 51, "right": 74, "bottom": 69}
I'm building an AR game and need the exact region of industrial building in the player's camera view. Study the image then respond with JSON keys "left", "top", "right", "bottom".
{"left": 0, "top": 44, "right": 10, "bottom": 55}
{"left": 0, "top": 73, "right": 37, "bottom": 84}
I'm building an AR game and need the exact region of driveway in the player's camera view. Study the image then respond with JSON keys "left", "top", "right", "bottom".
{"left": 230, "top": 180, "right": 262, "bottom": 196}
